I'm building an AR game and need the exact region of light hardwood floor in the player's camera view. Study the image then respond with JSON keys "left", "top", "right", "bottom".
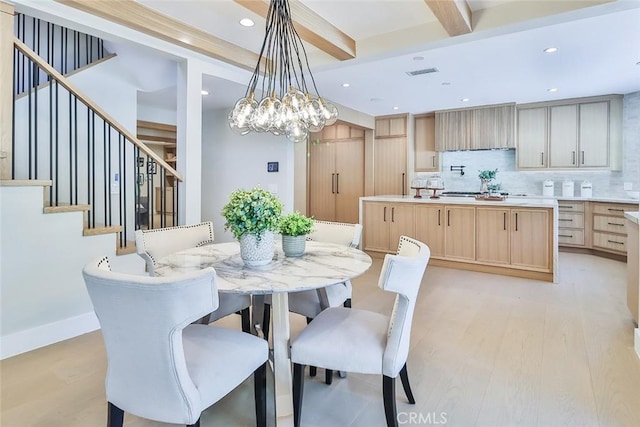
{"left": 2, "top": 252, "right": 639, "bottom": 427}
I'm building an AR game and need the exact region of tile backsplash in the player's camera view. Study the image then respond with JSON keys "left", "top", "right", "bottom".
{"left": 414, "top": 91, "right": 640, "bottom": 199}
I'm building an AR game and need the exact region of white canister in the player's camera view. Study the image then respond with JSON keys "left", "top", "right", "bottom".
{"left": 562, "top": 180, "right": 574, "bottom": 197}
{"left": 542, "top": 180, "right": 554, "bottom": 196}
{"left": 580, "top": 181, "right": 593, "bottom": 198}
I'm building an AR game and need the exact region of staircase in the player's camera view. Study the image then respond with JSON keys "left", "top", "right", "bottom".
{"left": 5, "top": 12, "right": 182, "bottom": 254}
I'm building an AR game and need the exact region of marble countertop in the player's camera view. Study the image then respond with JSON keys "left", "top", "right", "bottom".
{"left": 361, "top": 195, "right": 558, "bottom": 208}
{"left": 530, "top": 195, "right": 640, "bottom": 204}
{"left": 625, "top": 212, "right": 639, "bottom": 225}
{"left": 154, "top": 241, "right": 372, "bottom": 294}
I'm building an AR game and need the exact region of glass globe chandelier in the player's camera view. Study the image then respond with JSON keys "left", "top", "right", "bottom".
{"left": 227, "top": 0, "right": 339, "bottom": 143}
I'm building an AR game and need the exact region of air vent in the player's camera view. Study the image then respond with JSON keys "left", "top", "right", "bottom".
{"left": 405, "top": 67, "right": 439, "bottom": 76}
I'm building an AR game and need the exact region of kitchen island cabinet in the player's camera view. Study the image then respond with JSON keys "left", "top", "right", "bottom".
{"left": 361, "top": 196, "right": 557, "bottom": 282}
{"left": 363, "top": 202, "right": 414, "bottom": 252}
{"left": 625, "top": 212, "right": 638, "bottom": 326}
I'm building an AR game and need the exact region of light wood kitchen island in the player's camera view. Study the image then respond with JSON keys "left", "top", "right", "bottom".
{"left": 360, "top": 195, "right": 558, "bottom": 282}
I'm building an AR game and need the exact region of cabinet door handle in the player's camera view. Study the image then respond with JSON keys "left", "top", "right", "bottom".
{"left": 447, "top": 210, "right": 451, "bottom": 227}
{"left": 559, "top": 205, "right": 573, "bottom": 209}
{"left": 559, "top": 218, "right": 573, "bottom": 222}
{"left": 515, "top": 212, "right": 519, "bottom": 231}
{"left": 607, "top": 222, "right": 624, "bottom": 227}
{"left": 581, "top": 151, "right": 585, "bottom": 165}
{"left": 607, "top": 240, "right": 624, "bottom": 245}
{"left": 540, "top": 152, "right": 544, "bottom": 166}
{"left": 438, "top": 209, "right": 441, "bottom": 226}
{"left": 331, "top": 173, "right": 335, "bottom": 194}
{"left": 503, "top": 212, "right": 506, "bottom": 230}
{"left": 432, "top": 156, "right": 435, "bottom": 167}
{"left": 559, "top": 234, "right": 573, "bottom": 238}
{"left": 392, "top": 207, "right": 395, "bottom": 222}
{"left": 402, "top": 173, "right": 405, "bottom": 196}
{"left": 608, "top": 208, "right": 624, "bottom": 212}
{"left": 572, "top": 151, "right": 576, "bottom": 165}
{"left": 383, "top": 206, "right": 387, "bottom": 222}
{"left": 336, "top": 173, "right": 339, "bottom": 194}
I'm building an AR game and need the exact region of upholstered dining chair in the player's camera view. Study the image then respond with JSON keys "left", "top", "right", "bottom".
{"left": 263, "top": 221, "right": 362, "bottom": 383}
{"left": 135, "top": 221, "right": 252, "bottom": 332}
{"left": 290, "top": 236, "right": 431, "bottom": 427}
{"left": 82, "top": 256, "right": 268, "bottom": 427}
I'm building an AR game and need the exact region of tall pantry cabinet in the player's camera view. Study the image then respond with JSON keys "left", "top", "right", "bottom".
{"left": 308, "top": 124, "right": 365, "bottom": 224}
{"left": 374, "top": 115, "right": 408, "bottom": 196}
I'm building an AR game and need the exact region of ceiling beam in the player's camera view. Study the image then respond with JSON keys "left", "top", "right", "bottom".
{"left": 424, "top": 0, "right": 472, "bottom": 37}
{"left": 56, "top": 0, "right": 261, "bottom": 71}
{"left": 234, "top": 0, "right": 356, "bottom": 61}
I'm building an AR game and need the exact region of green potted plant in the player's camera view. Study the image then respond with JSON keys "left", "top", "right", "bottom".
{"left": 222, "top": 186, "right": 283, "bottom": 266}
{"left": 487, "top": 183, "right": 502, "bottom": 196}
{"left": 279, "top": 211, "right": 314, "bottom": 257}
{"left": 478, "top": 168, "right": 498, "bottom": 193}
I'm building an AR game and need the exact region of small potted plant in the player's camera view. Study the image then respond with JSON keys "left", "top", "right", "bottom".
{"left": 279, "top": 211, "right": 314, "bottom": 257}
{"left": 222, "top": 186, "right": 283, "bottom": 266}
{"left": 478, "top": 168, "right": 498, "bottom": 193}
{"left": 487, "top": 183, "right": 502, "bottom": 196}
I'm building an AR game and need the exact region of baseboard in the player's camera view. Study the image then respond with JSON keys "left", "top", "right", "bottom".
{"left": 0, "top": 312, "right": 99, "bottom": 360}
{"left": 635, "top": 329, "right": 640, "bottom": 360}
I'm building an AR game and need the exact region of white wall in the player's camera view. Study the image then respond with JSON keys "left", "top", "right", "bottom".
{"left": 201, "top": 108, "right": 294, "bottom": 243}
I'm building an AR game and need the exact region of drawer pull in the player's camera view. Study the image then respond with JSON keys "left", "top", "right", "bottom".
{"left": 607, "top": 222, "right": 624, "bottom": 227}
{"left": 559, "top": 205, "right": 573, "bottom": 209}
{"left": 607, "top": 240, "right": 624, "bottom": 245}
{"left": 559, "top": 218, "right": 573, "bottom": 222}
{"left": 608, "top": 208, "right": 624, "bottom": 212}
{"left": 559, "top": 234, "right": 573, "bottom": 238}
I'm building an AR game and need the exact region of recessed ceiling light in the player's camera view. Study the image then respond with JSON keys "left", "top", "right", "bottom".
{"left": 392, "top": 106, "right": 399, "bottom": 110}
{"left": 201, "top": 90, "right": 209, "bottom": 95}
{"left": 239, "top": 18, "right": 255, "bottom": 27}
{"left": 544, "top": 47, "right": 558, "bottom": 53}
{"left": 461, "top": 98, "right": 469, "bottom": 102}
{"left": 413, "top": 56, "right": 424, "bottom": 61}
{"left": 548, "top": 88, "right": 558, "bottom": 92}
{"left": 341, "top": 83, "right": 350, "bottom": 88}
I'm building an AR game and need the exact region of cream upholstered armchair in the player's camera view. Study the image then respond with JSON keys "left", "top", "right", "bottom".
{"left": 135, "top": 221, "right": 252, "bottom": 332}
{"left": 263, "top": 220, "right": 362, "bottom": 382}
{"left": 290, "top": 236, "right": 431, "bottom": 427}
{"left": 82, "top": 257, "right": 268, "bottom": 427}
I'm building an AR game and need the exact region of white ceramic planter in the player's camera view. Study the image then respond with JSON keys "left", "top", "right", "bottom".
{"left": 240, "top": 231, "right": 275, "bottom": 267}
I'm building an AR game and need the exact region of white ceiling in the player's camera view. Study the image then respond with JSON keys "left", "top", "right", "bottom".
{"left": 134, "top": 0, "right": 640, "bottom": 117}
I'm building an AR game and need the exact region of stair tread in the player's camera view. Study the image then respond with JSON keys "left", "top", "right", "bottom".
{"left": 83, "top": 224, "right": 123, "bottom": 236}
{"left": 44, "top": 203, "right": 91, "bottom": 213}
{"left": 116, "top": 239, "right": 137, "bottom": 256}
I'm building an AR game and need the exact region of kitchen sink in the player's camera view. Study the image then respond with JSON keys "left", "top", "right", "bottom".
{"left": 441, "top": 191, "right": 510, "bottom": 197}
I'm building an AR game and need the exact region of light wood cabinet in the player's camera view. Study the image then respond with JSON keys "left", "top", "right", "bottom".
{"left": 518, "top": 96, "right": 620, "bottom": 170}
{"left": 374, "top": 136, "right": 407, "bottom": 196}
{"left": 435, "top": 104, "right": 515, "bottom": 151}
{"left": 626, "top": 217, "right": 638, "bottom": 325}
{"left": 591, "top": 202, "right": 636, "bottom": 255}
{"left": 414, "top": 114, "right": 438, "bottom": 172}
{"left": 557, "top": 200, "right": 586, "bottom": 247}
{"left": 517, "top": 107, "right": 548, "bottom": 168}
{"left": 414, "top": 205, "right": 445, "bottom": 257}
{"left": 375, "top": 116, "right": 406, "bottom": 138}
{"left": 444, "top": 206, "right": 476, "bottom": 261}
{"left": 363, "top": 201, "right": 415, "bottom": 252}
{"left": 510, "top": 209, "right": 551, "bottom": 270}
{"left": 476, "top": 208, "right": 510, "bottom": 264}
{"left": 308, "top": 134, "right": 364, "bottom": 224}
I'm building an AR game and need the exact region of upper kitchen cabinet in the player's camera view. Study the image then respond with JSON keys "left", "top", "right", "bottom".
{"left": 414, "top": 114, "right": 438, "bottom": 172}
{"left": 517, "top": 95, "right": 622, "bottom": 170}
{"left": 375, "top": 114, "right": 408, "bottom": 196}
{"left": 517, "top": 107, "right": 548, "bottom": 168}
{"left": 435, "top": 104, "right": 515, "bottom": 151}
{"left": 375, "top": 115, "right": 407, "bottom": 138}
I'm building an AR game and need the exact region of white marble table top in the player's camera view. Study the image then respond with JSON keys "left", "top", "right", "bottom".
{"left": 154, "top": 241, "right": 373, "bottom": 295}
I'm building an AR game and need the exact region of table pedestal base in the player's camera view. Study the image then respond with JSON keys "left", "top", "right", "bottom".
{"left": 272, "top": 293, "right": 294, "bottom": 426}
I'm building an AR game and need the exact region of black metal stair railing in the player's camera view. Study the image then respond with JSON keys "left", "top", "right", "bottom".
{"left": 13, "top": 13, "right": 107, "bottom": 95}
{"left": 12, "top": 38, "right": 182, "bottom": 249}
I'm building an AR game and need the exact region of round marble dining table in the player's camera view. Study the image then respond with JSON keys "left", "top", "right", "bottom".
{"left": 154, "top": 240, "right": 372, "bottom": 426}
